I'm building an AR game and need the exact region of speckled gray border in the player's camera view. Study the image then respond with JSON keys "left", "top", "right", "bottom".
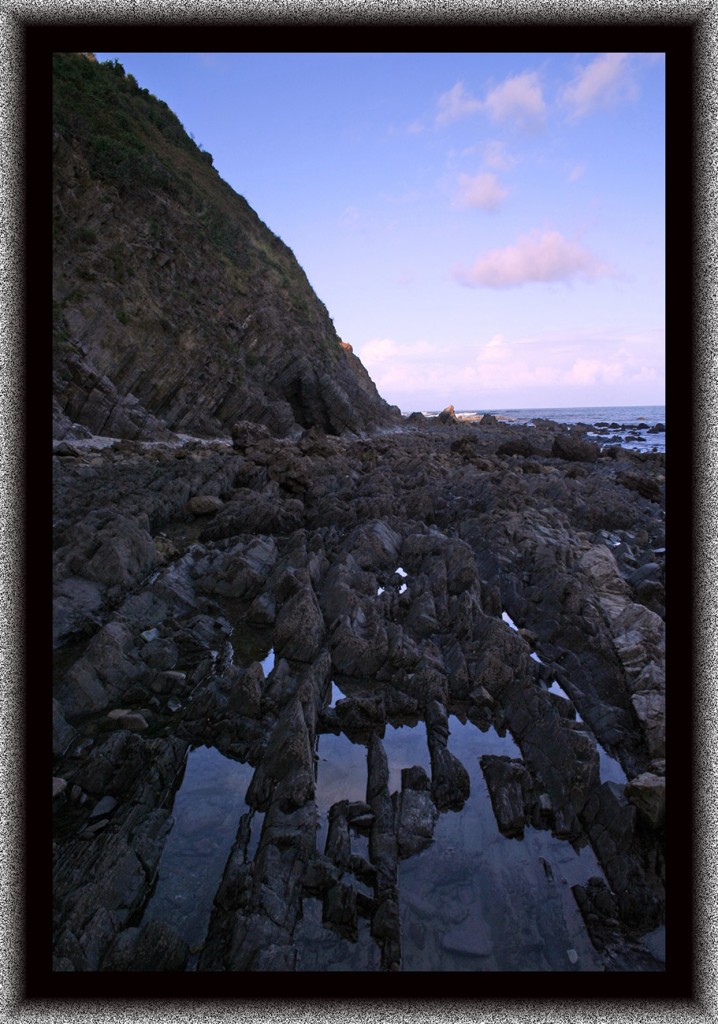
{"left": 2, "top": 1, "right": 714, "bottom": 1020}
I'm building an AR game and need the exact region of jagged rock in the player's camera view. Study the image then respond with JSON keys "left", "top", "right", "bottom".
{"left": 497, "top": 436, "right": 536, "bottom": 458}
{"left": 572, "top": 877, "right": 665, "bottom": 970}
{"left": 323, "top": 881, "right": 358, "bottom": 941}
{"left": 232, "top": 420, "right": 272, "bottom": 447}
{"left": 616, "top": 471, "right": 662, "bottom": 502}
{"left": 438, "top": 405, "right": 459, "bottom": 425}
{"left": 329, "top": 599, "right": 389, "bottom": 678}
{"left": 53, "top": 576, "right": 104, "bottom": 648}
{"left": 325, "top": 805, "right": 352, "bottom": 868}
{"left": 273, "top": 586, "right": 325, "bottom": 663}
{"left": 245, "top": 698, "right": 315, "bottom": 811}
{"left": 625, "top": 772, "right": 665, "bottom": 828}
{"left": 102, "top": 920, "right": 189, "bottom": 971}
{"left": 551, "top": 433, "right": 600, "bottom": 463}
{"left": 334, "top": 695, "right": 386, "bottom": 743}
{"left": 53, "top": 55, "right": 399, "bottom": 441}
{"left": 479, "top": 755, "right": 531, "bottom": 838}
{"left": 429, "top": 745, "right": 470, "bottom": 813}
{"left": 53, "top": 699, "right": 77, "bottom": 756}
{"left": 83, "top": 515, "right": 158, "bottom": 591}
{"left": 395, "top": 768, "right": 438, "bottom": 857}
{"left": 56, "top": 621, "right": 145, "bottom": 716}
{"left": 581, "top": 782, "right": 663, "bottom": 932}
{"left": 344, "top": 520, "right": 403, "bottom": 570}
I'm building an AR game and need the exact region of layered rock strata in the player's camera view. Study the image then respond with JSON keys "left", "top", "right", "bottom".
{"left": 52, "top": 53, "right": 400, "bottom": 443}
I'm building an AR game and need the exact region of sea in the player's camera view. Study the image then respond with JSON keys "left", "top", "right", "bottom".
{"left": 417, "top": 405, "right": 666, "bottom": 455}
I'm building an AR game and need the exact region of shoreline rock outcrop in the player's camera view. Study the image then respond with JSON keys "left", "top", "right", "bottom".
{"left": 52, "top": 415, "right": 666, "bottom": 974}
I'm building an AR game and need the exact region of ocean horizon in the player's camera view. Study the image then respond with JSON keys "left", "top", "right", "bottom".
{"left": 408, "top": 405, "right": 666, "bottom": 454}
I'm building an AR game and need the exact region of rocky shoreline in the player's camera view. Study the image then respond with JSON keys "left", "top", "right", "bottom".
{"left": 51, "top": 411, "right": 666, "bottom": 975}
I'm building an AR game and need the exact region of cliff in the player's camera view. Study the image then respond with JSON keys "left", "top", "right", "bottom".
{"left": 52, "top": 53, "right": 400, "bottom": 440}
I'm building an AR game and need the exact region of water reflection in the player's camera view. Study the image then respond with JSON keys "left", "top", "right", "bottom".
{"left": 305, "top": 709, "right": 615, "bottom": 971}
{"left": 139, "top": 745, "right": 254, "bottom": 957}
{"left": 398, "top": 718, "right": 607, "bottom": 971}
{"left": 597, "top": 743, "right": 628, "bottom": 784}
{"left": 383, "top": 721, "right": 431, "bottom": 794}
{"left": 328, "top": 681, "right": 345, "bottom": 709}
{"left": 294, "top": 898, "right": 381, "bottom": 971}
{"left": 315, "top": 731, "right": 367, "bottom": 852}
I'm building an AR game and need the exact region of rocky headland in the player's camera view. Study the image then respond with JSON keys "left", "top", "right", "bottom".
{"left": 50, "top": 54, "right": 666, "bottom": 978}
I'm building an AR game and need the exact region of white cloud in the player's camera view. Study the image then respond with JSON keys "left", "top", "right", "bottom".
{"left": 435, "top": 81, "right": 482, "bottom": 126}
{"left": 455, "top": 172, "right": 508, "bottom": 211}
{"left": 568, "top": 162, "right": 587, "bottom": 182}
{"left": 359, "top": 337, "right": 397, "bottom": 363}
{"left": 355, "top": 327, "right": 664, "bottom": 409}
{"left": 564, "top": 358, "right": 624, "bottom": 386}
{"left": 482, "top": 139, "right": 516, "bottom": 170}
{"left": 359, "top": 337, "right": 435, "bottom": 366}
{"left": 469, "top": 329, "right": 662, "bottom": 395}
{"left": 483, "top": 72, "right": 546, "bottom": 130}
{"left": 561, "top": 53, "right": 636, "bottom": 119}
{"left": 453, "top": 229, "right": 613, "bottom": 288}
{"left": 480, "top": 333, "right": 509, "bottom": 362}
{"left": 435, "top": 72, "right": 545, "bottom": 132}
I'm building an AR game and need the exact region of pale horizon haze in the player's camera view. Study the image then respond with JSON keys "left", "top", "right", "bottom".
{"left": 94, "top": 50, "right": 666, "bottom": 414}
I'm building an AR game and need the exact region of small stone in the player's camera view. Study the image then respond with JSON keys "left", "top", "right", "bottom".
{"left": 80, "top": 818, "right": 109, "bottom": 838}
{"left": 186, "top": 495, "right": 224, "bottom": 516}
{"left": 53, "top": 777, "right": 67, "bottom": 799}
{"left": 115, "top": 712, "right": 149, "bottom": 732}
{"left": 141, "top": 628, "right": 160, "bottom": 642}
{"left": 567, "top": 948, "right": 579, "bottom": 964}
{"left": 89, "top": 795, "right": 118, "bottom": 819}
{"left": 72, "top": 737, "right": 94, "bottom": 756}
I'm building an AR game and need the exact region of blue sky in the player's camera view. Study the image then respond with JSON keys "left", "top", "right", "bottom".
{"left": 95, "top": 51, "right": 665, "bottom": 413}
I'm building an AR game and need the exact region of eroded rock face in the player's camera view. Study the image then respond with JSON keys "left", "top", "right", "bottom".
{"left": 52, "top": 55, "right": 400, "bottom": 442}
{"left": 52, "top": 415, "right": 666, "bottom": 973}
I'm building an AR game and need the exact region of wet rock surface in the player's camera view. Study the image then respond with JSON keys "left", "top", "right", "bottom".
{"left": 52, "top": 415, "right": 666, "bottom": 972}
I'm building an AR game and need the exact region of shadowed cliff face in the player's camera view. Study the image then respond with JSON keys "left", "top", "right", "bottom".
{"left": 52, "top": 53, "right": 400, "bottom": 441}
